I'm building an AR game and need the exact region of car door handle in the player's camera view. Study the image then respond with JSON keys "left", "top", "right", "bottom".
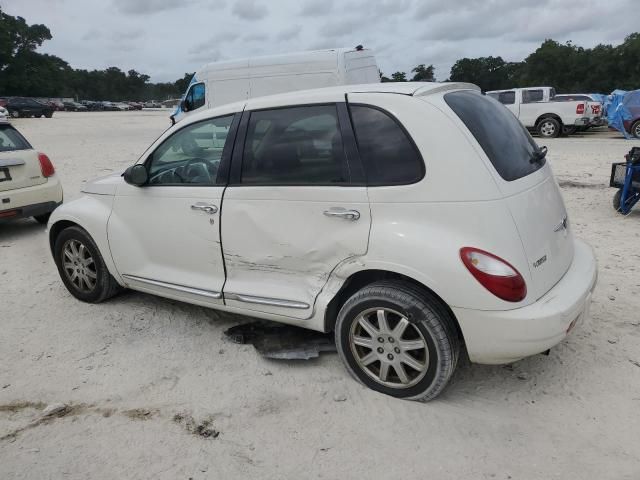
{"left": 323, "top": 209, "right": 360, "bottom": 221}
{"left": 191, "top": 203, "right": 218, "bottom": 214}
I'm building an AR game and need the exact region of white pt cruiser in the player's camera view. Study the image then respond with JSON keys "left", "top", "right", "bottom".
{"left": 48, "top": 83, "right": 597, "bottom": 401}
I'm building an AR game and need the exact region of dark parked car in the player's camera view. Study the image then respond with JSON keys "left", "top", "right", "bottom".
{"left": 63, "top": 101, "right": 88, "bottom": 112}
{"left": 7, "top": 98, "right": 54, "bottom": 118}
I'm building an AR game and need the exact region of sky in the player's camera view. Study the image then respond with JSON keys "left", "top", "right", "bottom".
{"left": 2, "top": 0, "right": 639, "bottom": 84}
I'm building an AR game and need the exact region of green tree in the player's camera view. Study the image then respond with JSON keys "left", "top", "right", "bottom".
{"left": 411, "top": 64, "right": 435, "bottom": 82}
{"left": 391, "top": 71, "right": 407, "bottom": 82}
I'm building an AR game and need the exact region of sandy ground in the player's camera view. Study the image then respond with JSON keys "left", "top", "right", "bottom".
{"left": 1, "top": 111, "right": 639, "bottom": 480}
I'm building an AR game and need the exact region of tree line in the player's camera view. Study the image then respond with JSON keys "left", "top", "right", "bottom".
{"left": 2, "top": 7, "right": 639, "bottom": 100}
{"left": 0, "top": 8, "right": 192, "bottom": 101}
{"left": 385, "top": 34, "right": 640, "bottom": 93}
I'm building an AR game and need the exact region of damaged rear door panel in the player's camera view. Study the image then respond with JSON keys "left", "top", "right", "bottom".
{"left": 220, "top": 102, "right": 370, "bottom": 319}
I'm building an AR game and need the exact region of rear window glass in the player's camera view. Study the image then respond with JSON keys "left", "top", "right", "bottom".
{"left": 350, "top": 105, "right": 424, "bottom": 185}
{"left": 0, "top": 124, "right": 31, "bottom": 151}
{"left": 444, "top": 91, "right": 544, "bottom": 182}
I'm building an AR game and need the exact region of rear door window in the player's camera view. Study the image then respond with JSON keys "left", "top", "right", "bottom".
{"left": 523, "top": 89, "right": 543, "bottom": 103}
{"left": 0, "top": 124, "right": 31, "bottom": 151}
{"left": 444, "top": 90, "right": 544, "bottom": 182}
{"left": 241, "top": 105, "right": 349, "bottom": 185}
{"left": 349, "top": 105, "right": 424, "bottom": 185}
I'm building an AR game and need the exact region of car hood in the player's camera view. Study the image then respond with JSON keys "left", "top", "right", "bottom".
{"left": 81, "top": 171, "right": 124, "bottom": 195}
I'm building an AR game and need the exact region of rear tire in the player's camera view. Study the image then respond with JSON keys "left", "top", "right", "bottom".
{"left": 537, "top": 117, "right": 561, "bottom": 138}
{"left": 44, "top": 111, "right": 53, "bottom": 118}
{"left": 10, "top": 110, "right": 19, "bottom": 118}
{"left": 335, "top": 280, "right": 460, "bottom": 402}
{"left": 632, "top": 120, "right": 640, "bottom": 139}
{"left": 53, "top": 226, "right": 122, "bottom": 303}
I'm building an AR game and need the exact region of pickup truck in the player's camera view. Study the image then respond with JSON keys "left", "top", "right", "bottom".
{"left": 486, "top": 87, "right": 592, "bottom": 138}
{"left": 553, "top": 94, "right": 605, "bottom": 129}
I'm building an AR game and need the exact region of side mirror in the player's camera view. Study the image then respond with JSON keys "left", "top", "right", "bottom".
{"left": 123, "top": 164, "right": 148, "bottom": 186}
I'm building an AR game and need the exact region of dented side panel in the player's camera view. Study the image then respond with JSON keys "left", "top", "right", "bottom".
{"left": 220, "top": 185, "right": 371, "bottom": 319}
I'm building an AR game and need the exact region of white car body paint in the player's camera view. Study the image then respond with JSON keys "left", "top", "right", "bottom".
{"left": 49, "top": 82, "right": 597, "bottom": 365}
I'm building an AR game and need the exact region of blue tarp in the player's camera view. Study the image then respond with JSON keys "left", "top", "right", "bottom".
{"left": 607, "top": 89, "right": 640, "bottom": 139}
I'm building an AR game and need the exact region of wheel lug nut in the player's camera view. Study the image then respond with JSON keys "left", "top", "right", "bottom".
{"left": 387, "top": 353, "right": 394, "bottom": 360}
{"left": 388, "top": 337, "right": 394, "bottom": 343}
{"left": 377, "top": 337, "right": 384, "bottom": 343}
{"left": 377, "top": 347, "right": 384, "bottom": 354}
{"left": 394, "top": 347, "right": 400, "bottom": 354}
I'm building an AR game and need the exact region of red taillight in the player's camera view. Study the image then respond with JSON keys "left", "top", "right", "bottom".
{"left": 38, "top": 153, "right": 55, "bottom": 177}
{"left": 576, "top": 103, "right": 585, "bottom": 115}
{"left": 460, "top": 247, "right": 527, "bottom": 302}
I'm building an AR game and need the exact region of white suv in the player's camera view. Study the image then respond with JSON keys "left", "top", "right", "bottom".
{"left": 48, "top": 82, "right": 597, "bottom": 401}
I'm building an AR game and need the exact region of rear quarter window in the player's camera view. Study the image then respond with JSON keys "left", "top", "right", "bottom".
{"left": 0, "top": 124, "right": 31, "bottom": 151}
{"left": 349, "top": 105, "right": 424, "bottom": 185}
{"left": 444, "top": 90, "right": 544, "bottom": 182}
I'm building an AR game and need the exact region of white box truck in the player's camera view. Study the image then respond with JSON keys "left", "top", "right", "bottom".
{"left": 171, "top": 46, "right": 379, "bottom": 123}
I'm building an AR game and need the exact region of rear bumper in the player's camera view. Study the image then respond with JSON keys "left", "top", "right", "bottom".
{"left": 453, "top": 238, "right": 597, "bottom": 364}
{"left": 0, "top": 177, "right": 63, "bottom": 222}
{"left": 574, "top": 117, "right": 590, "bottom": 126}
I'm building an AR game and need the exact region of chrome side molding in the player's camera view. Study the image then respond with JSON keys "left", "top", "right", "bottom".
{"left": 225, "top": 292, "right": 309, "bottom": 309}
{"left": 122, "top": 274, "right": 222, "bottom": 299}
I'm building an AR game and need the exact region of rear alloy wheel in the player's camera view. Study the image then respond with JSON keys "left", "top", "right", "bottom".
{"left": 537, "top": 118, "right": 561, "bottom": 138}
{"left": 335, "top": 281, "right": 460, "bottom": 401}
{"left": 54, "top": 226, "right": 122, "bottom": 303}
{"left": 632, "top": 120, "right": 640, "bottom": 139}
{"left": 10, "top": 110, "right": 19, "bottom": 118}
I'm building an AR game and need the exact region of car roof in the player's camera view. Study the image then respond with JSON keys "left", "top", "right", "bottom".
{"left": 181, "top": 81, "right": 479, "bottom": 127}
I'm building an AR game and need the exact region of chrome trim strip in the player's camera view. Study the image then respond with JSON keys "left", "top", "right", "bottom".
{"left": 225, "top": 292, "right": 309, "bottom": 309}
{"left": 0, "top": 158, "right": 26, "bottom": 167}
{"left": 122, "top": 274, "right": 222, "bottom": 299}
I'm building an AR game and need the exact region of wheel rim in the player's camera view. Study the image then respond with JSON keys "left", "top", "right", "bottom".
{"left": 634, "top": 123, "right": 640, "bottom": 138}
{"left": 62, "top": 239, "right": 97, "bottom": 293}
{"left": 540, "top": 121, "right": 556, "bottom": 136}
{"left": 349, "top": 307, "right": 429, "bottom": 389}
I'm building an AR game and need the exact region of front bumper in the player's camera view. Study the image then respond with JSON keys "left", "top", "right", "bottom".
{"left": 453, "top": 238, "right": 597, "bottom": 364}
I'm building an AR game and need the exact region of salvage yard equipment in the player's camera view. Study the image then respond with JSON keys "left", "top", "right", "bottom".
{"left": 610, "top": 147, "right": 640, "bottom": 214}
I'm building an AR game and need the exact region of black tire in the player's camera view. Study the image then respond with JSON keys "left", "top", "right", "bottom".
{"left": 10, "top": 110, "right": 19, "bottom": 118}
{"left": 44, "top": 111, "right": 53, "bottom": 118}
{"left": 335, "top": 280, "right": 460, "bottom": 402}
{"left": 53, "top": 226, "right": 122, "bottom": 303}
{"left": 563, "top": 126, "right": 578, "bottom": 136}
{"left": 632, "top": 120, "right": 640, "bottom": 139}
{"left": 537, "top": 117, "right": 561, "bottom": 138}
{"left": 33, "top": 212, "right": 51, "bottom": 224}
{"left": 613, "top": 189, "right": 622, "bottom": 212}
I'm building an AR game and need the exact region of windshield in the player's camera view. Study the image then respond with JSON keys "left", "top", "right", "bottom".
{"left": 445, "top": 90, "right": 545, "bottom": 181}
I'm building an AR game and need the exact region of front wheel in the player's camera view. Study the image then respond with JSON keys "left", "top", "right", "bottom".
{"left": 10, "top": 110, "right": 19, "bottom": 118}
{"left": 537, "top": 117, "right": 561, "bottom": 138}
{"left": 632, "top": 120, "right": 640, "bottom": 139}
{"left": 53, "top": 226, "right": 122, "bottom": 303}
{"left": 335, "top": 281, "right": 460, "bottom": 401}
{"left": 613, "top": 189, "right": 622, "bottom": 212}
